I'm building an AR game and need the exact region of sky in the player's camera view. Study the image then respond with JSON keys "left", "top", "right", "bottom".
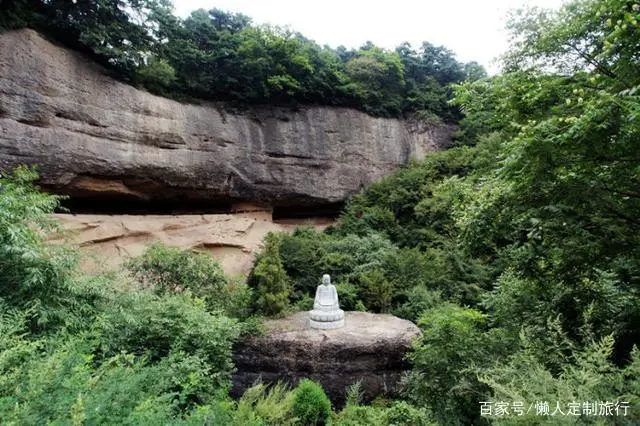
{"left": 172, "top": 0, "right": 565, "bottom": 74}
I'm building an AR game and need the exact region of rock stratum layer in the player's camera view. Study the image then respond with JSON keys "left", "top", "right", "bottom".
{"left": 231, "top": 311, "right": 421, "bottom": 405}
{"left": 53, "top": 212, "right": 330, "bottom": 276}
{"left": 0, "top": 29, "right": 452, "bottom": 209}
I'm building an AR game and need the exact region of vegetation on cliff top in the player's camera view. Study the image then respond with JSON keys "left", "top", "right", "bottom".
{"left": 0, "top": 0, "right": 485, "bottom": 120}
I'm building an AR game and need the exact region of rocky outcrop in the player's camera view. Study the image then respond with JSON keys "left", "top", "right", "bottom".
{"left": 0, "top": 29, "right": 453, "bottom": 210}
{"left": 231, "top": 312, "right": 421, "bottom": 405}
{"left": 52, "top": 212, "right": 331, "bottom": 276}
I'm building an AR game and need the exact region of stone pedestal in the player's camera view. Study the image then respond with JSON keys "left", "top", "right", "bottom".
{"left": 231, "top": 312, "right": 422, "bottom": 406}
{"left": 309, "top": 316, "right": 344, "bottom": 330}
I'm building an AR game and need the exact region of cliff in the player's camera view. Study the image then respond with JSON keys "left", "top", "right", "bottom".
{"left": 52, "top": 212, "right": 330, "bottom": 277}
{"left": 0, "top": 29, "right": 452, "bottom": 211}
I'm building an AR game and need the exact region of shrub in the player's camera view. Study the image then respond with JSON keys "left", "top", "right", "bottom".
{"left": 126, "top": 244, "right": 251, "bottom": 318}
{"left": 136, "top": 57, "right": 176, "bottom": 93}
{"left": 278, "top": 227, "right": 330, "bottom": 300}
{"left": 335, "top": 281, "right": 362, "bottom": 311}
{"left": 391, "top": 286, "right": 442, "bottom": 322}
{"left": 292, "top": 379, "right": 332, "bottom": 426}
{"left": 99, "top": 292, "right": 240, "bottom": 389}
{"left": 0, "top": 166, "right": 102, "bottom": 333}
{"left": 404, "top": 304, "right": 496, "bottom": 424}
{"left": 293, "top": 295, "right": 314, "bottom": 311}
{"left": 236, "top": 381, "right": 295, "bottom": 425}
{"left": 479, "top": 335, "right": 640, "bottom": 425}
{"left": 0, "top": 336, "right": 221, "bottom": 424}
{"left": 279, "top": 228, "right": 399, "bottom": 306}
{"left": 382, "top": 401, "right": 434, "bottom": 426}
{"left": 250, "top": 233, "right": 291, "bottom": 316}
{"left": 336, "top": 405, "right": 384, "bottom": 425}
{"left": 359, "top": 268, "right": 394, "bottom": 313}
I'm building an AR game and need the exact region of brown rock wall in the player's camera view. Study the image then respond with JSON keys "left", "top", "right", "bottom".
{"left": 231, "top": 311, "right": 421, "bottom": 405}
{"left": 0, "top": 29, "right": 453, "bottom": 208}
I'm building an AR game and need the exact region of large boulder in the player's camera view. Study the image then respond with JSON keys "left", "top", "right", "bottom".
{"left": 0, "top": 29, "right": 453, "bottom": 211}
{"left": 231, "top": 311, "right": 421, "bottom": 405}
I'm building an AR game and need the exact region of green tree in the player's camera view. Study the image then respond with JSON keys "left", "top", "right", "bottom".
{"left": 1, "top": 2, "right": 474, "bottom": 119}
{"left": 462, "top": 61, "right": 487, "bottom": 81}
{"left": 344, "top": 47, "right": 405, "bottom": 116}
{"left": 250, "top": 233, "right": 291, "bottom": 316}
{"left": 41, "top": 0, "right": 173, "bottom": 77}
{"left": 292, "top": 379, "right": 331, "bottom": 426}
{"left": 359, "top": 268, "right": 394, "bottom": 313}
{"left": 0, "top": 166, "right": 88, "bottom": 332}
{"left": 126, "top": 244, "right": 252, "bottom": 318}
{"left": 135, "top": 57, "right": 176, "bottom": 94}
{"left": 405, "top": 304, "right": 496, "bottom": 424}
{"left": 480, "top": 334, "right": 640, "bottom": 424}
{"left": 452, "top": 0, "right": 640, "bottom": 357}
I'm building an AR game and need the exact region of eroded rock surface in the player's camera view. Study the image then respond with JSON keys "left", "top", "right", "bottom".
{"left": 52, "top": 213, "right": 330, "bottom": 276}
{"left": 0, "top": 29, "right": 453, "bottom": 209}
{"left": 231, "top": 311, "right": 421, "bottom": 405}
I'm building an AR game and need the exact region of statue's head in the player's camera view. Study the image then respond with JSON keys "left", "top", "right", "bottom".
{"left": 322, "top": 274, "right": 331, "bottom": 286}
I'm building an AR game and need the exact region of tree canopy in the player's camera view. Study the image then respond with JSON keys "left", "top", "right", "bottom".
{"left": 0, "top": 0, "right": 483, "bottom": 119}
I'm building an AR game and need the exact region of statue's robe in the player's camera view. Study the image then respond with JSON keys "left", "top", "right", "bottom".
{"left": 314, "top": 284, "right": 339, "bottom": 311}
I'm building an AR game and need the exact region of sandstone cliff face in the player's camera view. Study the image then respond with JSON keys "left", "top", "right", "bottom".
{"left": 53, "top": 212, "right": 330, "bottom": 277}
{"left": 231, "top": 312, "right": 422, "bottom": 406}
{"left": 0, "top": 29, "right": 452, "bottom": 209}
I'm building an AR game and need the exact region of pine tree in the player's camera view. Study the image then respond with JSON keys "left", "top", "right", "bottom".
{"left": 252, "top": 233, "right": 290, "bottom": 316}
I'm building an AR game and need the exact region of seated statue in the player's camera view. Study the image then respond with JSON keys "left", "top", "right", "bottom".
{"left": 309, "top": 274, "right": 344, "bottom": 329}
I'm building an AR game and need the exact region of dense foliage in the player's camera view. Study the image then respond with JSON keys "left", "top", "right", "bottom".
{"left": 249, "top": 232, "right": 291, "bottom": 316}
{"left": 249, "top": 0, "right": 640, "bottom": 423}
{"left": 126, "top": 244, "right": 252, "bottom": 318}
{"left": 0, "top": 167, "right": 437, "bottom": 424}
{"left": 291, "top": 379, "right": 332, "bottom": 426}
{"left": 0, "top": 0, "right": 483, "bottom": 119}
{"left": 0, "top": 167, "right": 242, "bottom": 422}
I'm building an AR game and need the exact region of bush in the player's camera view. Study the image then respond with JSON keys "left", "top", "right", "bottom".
{"left": 236, "top": 381, "right": 295, "bottom": 425}
{"left": 250, "top": 233, "right": 291, "bottom": 316}
{"left": 0, "top": 338, "right": 224, "bottom": 424}
{"left": 278, "top": 227, "right": 330, "bottom": 300}
{"left": 479, "top": 335, "right": 640, "bottom": 425}
{"left": 382, "top": 401, "right": 434, "bottom": 426}
{"left": 0, "top": 306, "right": 226, "bottom": 424}
{"left": 292, "top": 379, "right": 332, "bottom": 426}
{"left": 336, "top": 405, "right": 384, "bottom": 425}
{"left": 136, "top": 57, "right": 176, "bottom": 93}
{"left": 359, "top": 268, "right": 394, "bottom": 313}
{"left": 279, "top": 228, "right": 399, "bottom": 307}
{"left": 404, "top": 304, "right": 498, "bottom": 424}
{"left": 336, "top": 397, "right": 435, "bottom": 426}
{"left": 126, "top": 244, "right": 227, "bottom": 295}
{"left": 0, "top": 166, "right": 104, "bottom": 333}
{"left": 126, "top": 244, "right": 252, "bottom": 318}
{"left": 391, "top": 286, "right": 442, "bottom": 322}
{"left": 335, "top": 281, "right": 363, "bottom": 311}
{"left": 99, "top": 292, "right": 240, "bottom": 390}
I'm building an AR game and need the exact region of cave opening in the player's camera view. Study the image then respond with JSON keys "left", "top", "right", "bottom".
{"left": 271, "top": 202, "right": 344, "bottom": 221}
{"left": 57, "top": 196, "right": 235, "bottom": 215}
{"left": 56, "top": 196, "right": 344, "bottom": 221}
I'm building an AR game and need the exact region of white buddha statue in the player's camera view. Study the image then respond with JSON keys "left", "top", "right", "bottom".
{"left": 309, "top": 274, "right": 345, "bottom": 329}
